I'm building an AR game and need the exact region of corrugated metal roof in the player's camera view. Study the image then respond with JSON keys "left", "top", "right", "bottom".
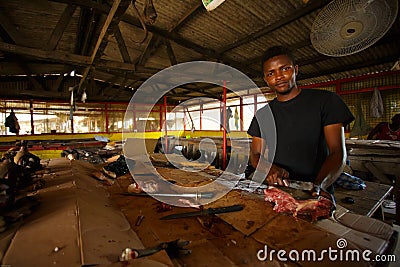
{"left": 0, "top": 0, "right": 398, "bottom": 103}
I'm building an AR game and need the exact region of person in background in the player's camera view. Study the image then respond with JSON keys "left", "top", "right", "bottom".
{"left": 234, "top": 107, "right": 239, "bottom": 130}
{"left": 4, "top": 109, "right": 20, "bottom": 135}
{"left": 247, "top": 45, "right": 354, "bottom": 195}
{"left": 220, "top": 106, "right": 233, "bottom": 133}
{"left": 367, "top": 113, "right": 400, "bottom": 141}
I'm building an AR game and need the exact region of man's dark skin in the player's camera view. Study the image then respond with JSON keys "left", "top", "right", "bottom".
{"left": 367, "top": 114, "right": 400, "bottom": 140}
{"left": 250, "top": 54, "right": 347, "bottom": 193}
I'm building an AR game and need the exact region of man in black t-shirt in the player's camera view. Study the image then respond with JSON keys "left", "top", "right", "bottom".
{"left": 247, "top": 46, "right": 354, "bottom": 194}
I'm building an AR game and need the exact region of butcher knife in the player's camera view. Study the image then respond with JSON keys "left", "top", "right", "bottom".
{"left": 278, "top": 180, "right": 335, "bottom": 203}
{"left": 284, "top": 180, "right": 314, "bottom": 191}
{"left": 159, "top": 204, "right": 244, "bottom": 220}
{"left": 121, "top": 191, "right": 215, "bottom": 200}
{"left": 270, "top": 180, "right": 316, "bottom": 200}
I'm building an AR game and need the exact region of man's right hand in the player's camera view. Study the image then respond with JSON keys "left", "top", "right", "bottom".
{"left": 265, "top": 164, "right": 289, "bottom": 186}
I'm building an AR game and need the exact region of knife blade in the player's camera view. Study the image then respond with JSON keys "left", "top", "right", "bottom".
{"left": 271, "top": 180, "right": 316, "bottom": 200}
{"left": 284, "top": 180, "right": 314, "bottom": 191}
{"left": 159, "top": 204, "right": 244, "bottom": 220}
{"left": 121, "top": 191, "right": 215, "bottom": 199}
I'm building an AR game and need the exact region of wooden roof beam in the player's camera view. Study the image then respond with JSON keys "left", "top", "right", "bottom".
{"left": 99, "top": 76, "right": 121, "bottom": 96}
{"left": 136, "top": 34, "right": 161, "bottom": 66}
{"left": 78, "top": 0, "right": 131, "bottom": 93}
{"left": 45, "top": 4, "right": 77, "bottom": 92}
{"left": 0, "top": 41, "right": 139, "bottom": 73}
{"left": 0, "top": 12, "right": 47, "bottom": 91}
{"left": 76, "top": 8, "right": 98, "bottom": 55}
{"left": 50, "top": 0, "right": 256, "bottom": 77}
{"left": 136, "top": 4, "right": 203, "bottom": 68}
{"left": 0, "top": 41, "right": 90, "bottom": 65}
{"left": 46, "top": 4, "right": 77, "bottom": 51}
{"left": 114, "top": 25, "right": 132, "bottom": 63}
{"left": 0, "top": 11, "right": 25, "bottom": 44}
{"left": 164, "top": 39, "right": 177, "bottom": 66}
{"left": 169, "top": 2, "right": 204, "bottom": 33}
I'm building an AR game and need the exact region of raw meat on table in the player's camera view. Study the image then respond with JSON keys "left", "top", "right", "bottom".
{"left": 264, "top": 186, "right": 334, "bottom": 221}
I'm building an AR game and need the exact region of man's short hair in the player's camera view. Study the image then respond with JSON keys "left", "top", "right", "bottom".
{"left": 261, "top": 46, "right": 296, "bottom": 71}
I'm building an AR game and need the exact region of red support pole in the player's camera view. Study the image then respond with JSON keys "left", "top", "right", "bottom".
{"left": 159, "top": 104, "right": 163, "bottom": 131}
{"left": 71, "top": 115, "right": 74, "bottom": 134}
{"left": 105, "top": 103, "right": 109, "bottom": 133}
{"left": 336, "top": 82, "right": 341, "bottom": 95}
{"left": 240, "top": 97, "right": 243, "bottom": 131}
{"left": 200, "top": 103, "right": 203, "bottom": 131}
{"left": 254, "top": 94, "right": 257, "bottom": 115}
{"left": 164, "top": 96, "right": 168, "bottom": 153}
{"left": 222, "top": 81, "right": 227, "bottom": 170}
{"left": 133, "top": 108, "right": 137, "bottom": 132}
{"left": 183, "top": 109, "right": 186, "bottom": 131}
{"left": 30, "top": 100, "right": 34, "bottom": 134}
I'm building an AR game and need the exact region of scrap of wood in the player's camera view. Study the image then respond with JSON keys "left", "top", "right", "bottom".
{"left": 335, "top": 212, "right": 393, "bottom": 241}
{"left": 349, "top": 156, "right": 400, "bottom": 176}
{"left": 205, "top": 191, "right": 276, "bottom": 236}
{"left": 348, "top": 148, "right": 400, "bottom": 156}
{"left": 346, "top": 139, "right": 400, "bottom": 149}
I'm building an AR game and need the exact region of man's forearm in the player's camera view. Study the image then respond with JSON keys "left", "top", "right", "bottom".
{"left": 315, "top": 152, "right": 345, "bottom": 189}
{"left": 251, "top": 153, "right": 273, "bottom": 173}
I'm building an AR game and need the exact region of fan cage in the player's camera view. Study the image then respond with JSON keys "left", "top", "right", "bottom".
{"left": 310, "top": 0, "right": 399, "bottom": 57}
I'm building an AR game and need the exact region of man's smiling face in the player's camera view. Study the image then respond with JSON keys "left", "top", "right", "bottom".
{"left": 263, "top": 54, "right": 298, "bottom": 96}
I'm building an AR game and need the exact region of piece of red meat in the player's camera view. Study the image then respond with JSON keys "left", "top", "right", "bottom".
{"left": 264, "top": 186, "right": 333, "bottom": 221}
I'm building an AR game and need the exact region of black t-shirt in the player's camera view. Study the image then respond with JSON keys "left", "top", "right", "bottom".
{"left": 247, "top": 89, "right": 354, "bottom": 182}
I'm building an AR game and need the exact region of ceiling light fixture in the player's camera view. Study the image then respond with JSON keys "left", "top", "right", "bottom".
{"left": 202, "top": 0, "right": 226, "bottom": 11}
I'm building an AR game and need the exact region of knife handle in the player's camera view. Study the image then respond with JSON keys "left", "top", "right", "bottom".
{"left": 198, "top": 192, "right": 214, "bottom": 199}
{"left": 207, "top": 204, "right": 244, "bottom": 215}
